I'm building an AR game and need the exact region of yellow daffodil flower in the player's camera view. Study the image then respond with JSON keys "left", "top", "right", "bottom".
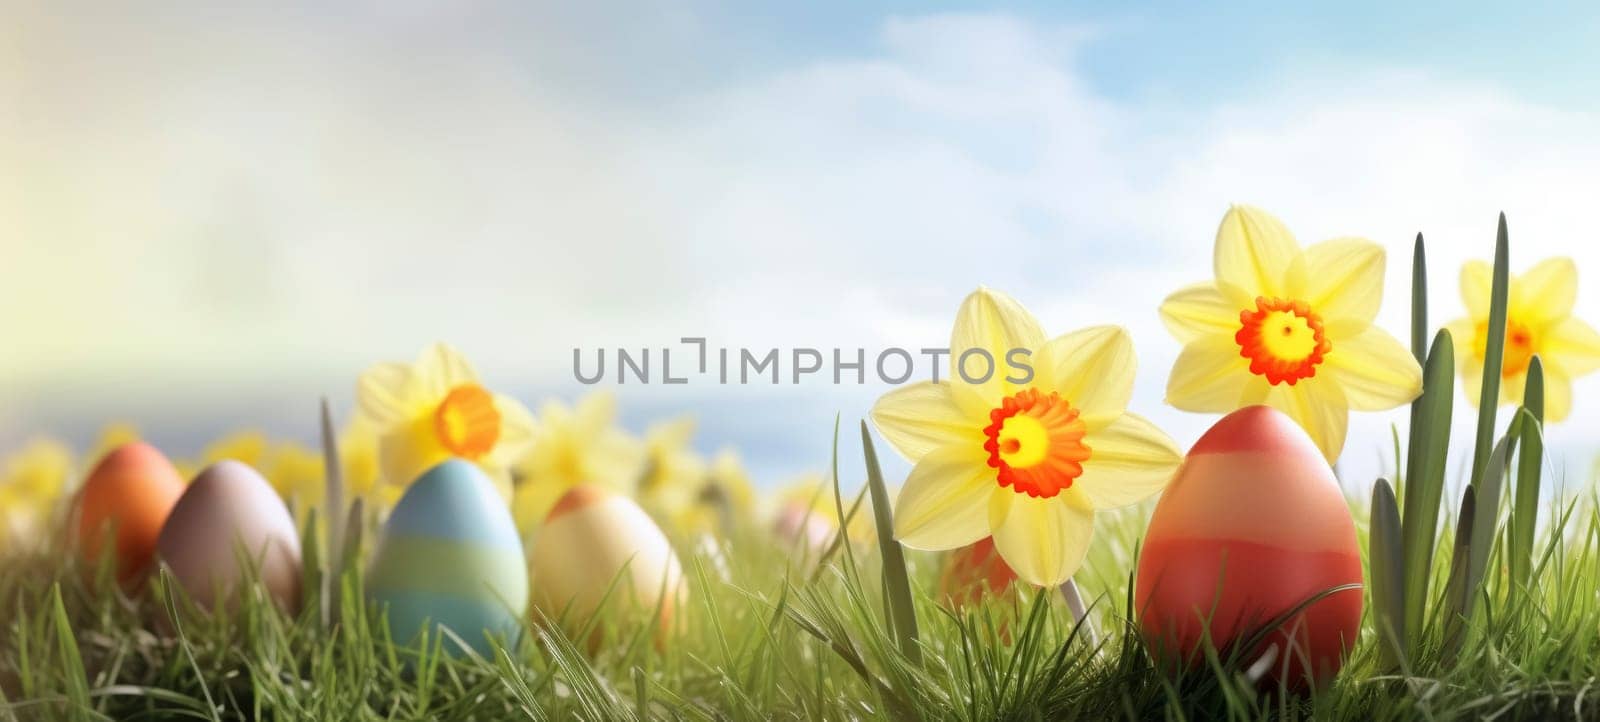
{"left": 511, "top": 392, "right": 643, "bottom": 533}
{"left": 1, "top": 438, "right": 73, "bottom": 553}
{"left": 1445, "top": 257, "right": 1600, "bottom": 421}
{"left": 88, "top": 423, "right": 141, "bottom": 462}
{"left": 636, "top": 417, "right": 708, "bottom": 526}
{"left": 673, "top": 448, "right": 757, "bottom": 537}
{"left": 356, "top": 343, "right": 537, "bottom": 499}
{"left": 1160, "top": 205, "right": 1422, "bottom": 462}
{"left": 340, "top": 415, "right": 404, "bottom": 510}
{"left": 705, "top": 448, "right": 755, "bottom": 518}
{"left": 871, "top": 287, "right": 1182, "bottom": 587}
{"left": 264, "top": 442, "right": 326, "bottom": 520}
{"left": 198, "top": 423, "right": 403, "bottom": 522}
{"left": 201, "top": 430, "right": 270, "bottom": 469}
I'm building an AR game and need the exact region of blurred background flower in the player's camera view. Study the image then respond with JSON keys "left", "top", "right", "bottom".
{"left": 1446, "top": 257, "right": 1600, "bottom": 421}
{"left": 339, "top": 415, "right": 400, "bottom": 510}
{"left": 88, "top": 423, "right": 142, "bottom": 464}
{"left": 635, "top": 417, "right": 708, "bottom": 529}
{"left": 198, "top": 430, "right": 270, "bottom": 472}
{"left": 511, "top": 392, "right": 643, "bottom": 535}
{"left": 0, "top": 438, "right": 73, "bottom": 553}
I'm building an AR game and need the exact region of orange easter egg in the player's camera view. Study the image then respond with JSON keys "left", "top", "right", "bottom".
{"left": 1134, "top": 405, "right": 1362, "bottom": 690}
{"left": 77, "top": 442, "right": 186, "bottom": 586}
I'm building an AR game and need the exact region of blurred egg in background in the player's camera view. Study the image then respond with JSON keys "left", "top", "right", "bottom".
{"left": 937, "top": 536, "right": 1017, "bottom": 610}
{"left": 75, "top": 441, "right": 185, "bottom": 589}
{"left": 75, "top": 442, "right": 186, "bottom": 586}
{"left": 157, "top": 460, "right": 303, "bottom": 614}
{"left": 529, "top": 485, "right": 684, "bottom": 643}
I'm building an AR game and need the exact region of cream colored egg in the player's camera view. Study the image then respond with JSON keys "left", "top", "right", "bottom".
{"left": 529, "top": 485, "right": 683, "bottom": 637}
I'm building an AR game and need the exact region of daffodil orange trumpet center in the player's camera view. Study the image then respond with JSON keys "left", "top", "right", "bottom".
{"left": 1235, "top": 296, "right": 1332, "bottom": 386}
{"left": 983, "top": 388, "right": 1091, "bottom": 499}
{"left": 433, "top": 384, "right": 502, "bottom": 460}
{"left": 1475, "top": 318, "right": 1538, "bottom": 378}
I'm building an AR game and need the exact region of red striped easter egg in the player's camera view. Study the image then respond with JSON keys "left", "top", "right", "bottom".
{"left": 1134, "top": 405, "right": 1362, "bottom": 690}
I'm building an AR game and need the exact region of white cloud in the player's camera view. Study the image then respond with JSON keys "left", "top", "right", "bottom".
{"left": 2, "top": 9, "right": 1597, "bottom": 489}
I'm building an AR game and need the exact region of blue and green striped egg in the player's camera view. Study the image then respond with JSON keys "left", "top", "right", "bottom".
{"left": 367, "top": 459, "right": 528, "bottom": 657}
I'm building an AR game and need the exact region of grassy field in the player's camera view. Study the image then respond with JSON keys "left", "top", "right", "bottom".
{"left": 2, "top": 431, "right": 1599, "bottom": 721}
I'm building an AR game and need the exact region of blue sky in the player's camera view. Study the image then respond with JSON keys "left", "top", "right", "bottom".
{"left": 3, "top": 2, "right": 1599, "bottom": 492}
{"left": 565, "top": 2, "right": 1600, "bottom": 108}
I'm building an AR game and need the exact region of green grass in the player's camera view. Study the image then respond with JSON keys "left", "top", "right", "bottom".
{"left": 3, "top": 457, "right": 1600, "bottom": 720}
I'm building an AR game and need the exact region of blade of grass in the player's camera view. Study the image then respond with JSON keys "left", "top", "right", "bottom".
{"left": 49, "top": 585, "right": 93, "bottom": 722}
{"left": 827, "top": 414, "right": 858, "bottom": 579}
{"left": 1370, "top": 478, "right": 1405, "bottom": 670}
{"left": 1410, "top": 232, "right": 1428, "bottom": 365}
{"left": 299, "top": 508, "right": 322, "bottom": 625}
{"left": 1469, "top": 213, "right": 1510, "bottom": 487}
{"left": 1441, "top": 484, "right": 1476, "bottom": 664}
{"left": 319, "top": 397, "right": 345, "bottom": 628}
{"left": 1509, "top": 359, "right": 1545, "bottom": 590}
{"left": 1401, "top": 329, "right": 1454, "bottom": 649}
{"left": 1465, "top": 431, "right": 1513, "bottom": 623}
{"left": 1396, "top": 233, "right": 1426, "bottom": 501}
{"left": 859, "top": 420, "right": 921, "bottom": 668}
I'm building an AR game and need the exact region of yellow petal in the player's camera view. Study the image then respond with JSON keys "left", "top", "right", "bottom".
{"left": 356, "top": 362, "right": 415, "bottom": 425}
{"left": 1501, "top": 369, "right": 1527, "bottom": 408}
{"left": 1265, "top": 381, "right": 1347, "bottom": 463}
{"left": 892, "top": 446, "right": 995, "bottom": 550}
{"left": 487, "top": 394, "right": 539, "bottom": 467}
{"left": 987, "top": 489, "right": 1094, "bottom": 587}
{"left": 1302, "top": 238, "right": 1385, "bottom": 323}
{"left": 1543, "top": 369, "right": 1572, "bottom": 422}
{"left": 1458, "top": 355, "right": 1486, "bottom": 408}
{"left": 575, "top": 392, "right": 618, "bottom": 435}
{"left": 1444, "top": 318, "right": 1480, "bottom": 363}
{"left": 415, "top": 342, "right": 479, "bottom": 398}
{"left": 870, "top": 382, "right": 975, "bottom": 461}
{"left": 1166, "top": 336, "right": 1251, "bottom": 411}
{"left": 1461, "top": 260, "right": 1492, "bottom": 319}
{"left": 1160, "top": 282, "right": 1241, "bottom": 343}
{"left": 596, "top": 432, "right": 647, "bottom": 489}
{"left": 514, "top": 480, "right": 570, "bottom": 533}
{"left": 1035, "top": 326, "right": 1136, "bottom": 426}
{"left": 1322, "top": 324, "right": 1422, "bottom": 411}
{"left": 378, "top": 416, "right": 451, "bottom": 487}
{"left": 1544, "top": 317, "right": 1600, "bottom": 376}
{"left": 1513, "top": 257, "right": 1577, "bottom": 325}
{"left": 537, "top": 399, "right": 577, "bottom": 436}
{"left": 949, "top": 287, "right": 1046, "bottom": 416}
{"left": 648, "top": 417, "right": 697, "bottom": 449}
{"left": 1213, "top": 205, "right": 1301, "bottom": 299}
{"left": 1074, "top": 413, "right": 1182, "bottom": 509}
